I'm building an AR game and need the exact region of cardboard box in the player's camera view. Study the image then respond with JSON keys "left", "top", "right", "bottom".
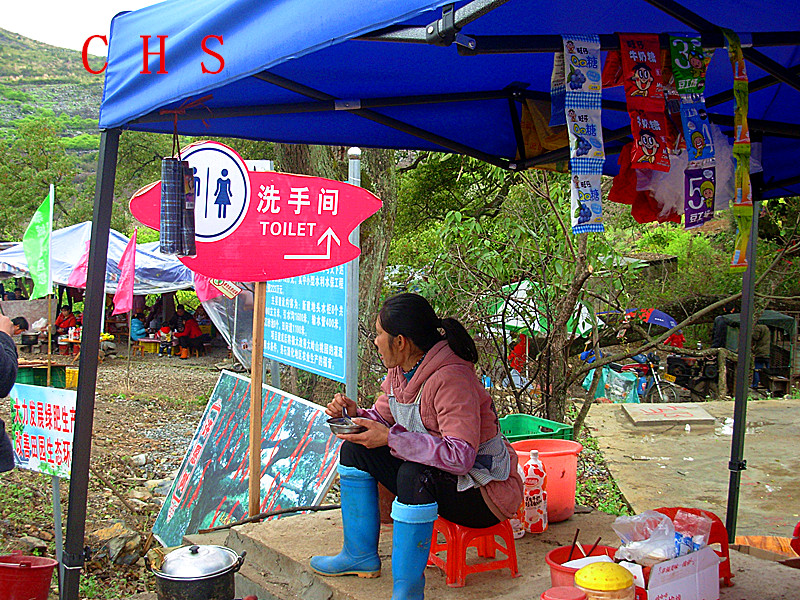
{"left": 625, "top": 546, "right": 720, "bottom": 600}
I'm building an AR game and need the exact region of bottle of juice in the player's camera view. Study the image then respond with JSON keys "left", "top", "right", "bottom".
{"left": 523, "top": 449, "right": 548, "bottom": 533}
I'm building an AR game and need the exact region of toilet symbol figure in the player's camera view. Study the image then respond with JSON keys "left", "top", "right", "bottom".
{"left": 192, "top": 167, "right": 203, "bottom": 217}
{"left": 214, "top": 169, "right": 233, "bottom": 219}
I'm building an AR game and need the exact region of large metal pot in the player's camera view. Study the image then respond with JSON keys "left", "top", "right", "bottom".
{"left": 21, "top": 333, "right": 40, "bottom": 346}
{"left": 147, "top": 544, "right": 246, "bottom": 600}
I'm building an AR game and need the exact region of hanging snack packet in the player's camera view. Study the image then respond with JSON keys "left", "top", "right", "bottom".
{"left": 630, "top": 110, "right": 671, "bottom": 171}
{"left": 566, "top": 106, "right": 605, "bottom": 160}
{"left": 619, "top": 33, "right": 664, "bottom": 112}
{"left": 680, "top": 95, "right": 715, "bottom": 162}
{"left": 669, "top": 35, "right": 709, "bottom": 94}
{"left": 684, "top": 166, "right": 716, "bottom": 229}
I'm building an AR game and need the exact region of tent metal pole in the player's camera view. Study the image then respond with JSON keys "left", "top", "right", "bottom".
{"left": 250, "top": 71, "right": 510, "bottom": 168}
{"left": 132, "top": 89, "right": 512, "bottom": 124}
{"left": 358, "top": 0, "right": 511, "bottom": 44}
{"left": 763, "top": 173, "right": 800, "bottom": 192}
{"left": 456, "top": 31, "right": 800, "bottom": 55}
{"left": 643, "top": 0, "right": 800, "bottom": 93}
{"left": 725, "top": 193, "right": 762, "bottom": 543}
{"left": 705, "top": 65, "right": 800, "bottom": 111}
{"left": 61, "top": 128, "right": 120, "bottom": 600}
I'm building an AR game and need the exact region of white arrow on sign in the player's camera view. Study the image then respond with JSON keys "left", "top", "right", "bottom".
{"left": 284, "top": 227, "right": 341, "bottom": 260}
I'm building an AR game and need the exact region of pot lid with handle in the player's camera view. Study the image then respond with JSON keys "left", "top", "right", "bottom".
{"left": 158, "top": 545, "right": 240, "bottom": 579}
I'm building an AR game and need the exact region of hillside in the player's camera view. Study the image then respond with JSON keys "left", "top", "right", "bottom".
{"left": 0, "top": 28, "right": 103, "bottom": 137}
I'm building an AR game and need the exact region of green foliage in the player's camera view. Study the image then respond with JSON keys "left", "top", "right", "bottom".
{"left": 0, "top": 84, "right": 32, "bottom": 102}
{"left": 634, "top": 222, "right": 741, "bottom": 302}
{"left": 575, "top": 432, "right": 632, "bottom": 516}
{"left": 62, "top": 133, "right": 100, "bottom": 150}
{"left": 0, "top": 115, "right": 89, "bottom": 238}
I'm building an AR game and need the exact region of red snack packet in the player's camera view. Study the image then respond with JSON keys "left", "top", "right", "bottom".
{"left": 619, "top": 33, "right": 665, "bottom": 112}
{"left": 630, "top": 110, "right": 671, "bottom": 172}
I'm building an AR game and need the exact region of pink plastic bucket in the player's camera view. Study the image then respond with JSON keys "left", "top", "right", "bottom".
{"left": 512, "top": 439, "right": 583, "bottom": 522}
{"left": 0, "top": 554, "right": 58, "bottom": 600}
{"left": 544, "top": 545, "right": 617, "bottom": 588}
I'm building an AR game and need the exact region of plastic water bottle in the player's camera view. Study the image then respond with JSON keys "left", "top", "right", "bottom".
{"left": 523, "top": 450, "right": 548, "bottom": 533}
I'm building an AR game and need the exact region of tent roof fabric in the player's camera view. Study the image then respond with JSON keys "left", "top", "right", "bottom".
{"left": 722, "top": 310, "right": 797, "bottom": 336}
{"left": 0, "top": 222, "right": 194, "bottom": 294}
{"left": 100, "top": 0, "right": 800, "bottom": 198}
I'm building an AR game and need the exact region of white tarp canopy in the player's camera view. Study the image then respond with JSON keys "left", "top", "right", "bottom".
{"left": 0, "top": 222, "right": 194, "bottom": 294}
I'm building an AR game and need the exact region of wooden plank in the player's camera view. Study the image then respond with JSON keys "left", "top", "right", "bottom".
{"left": 249, "top": 281, "right": 267, "bottom": 516}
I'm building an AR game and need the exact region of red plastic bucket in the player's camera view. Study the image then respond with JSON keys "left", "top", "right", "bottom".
{"left": 544, "top": 545, "right": 617, "bottom": 588}
{"left": 512, "top": 439, "right": 583, "bottom": 522}
{"left": 0, "top": 554, "right": 58, "bottom": 600}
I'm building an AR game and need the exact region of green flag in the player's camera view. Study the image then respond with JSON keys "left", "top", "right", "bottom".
{"left": 22, "top": 185, "right": 54, "bottom": 299}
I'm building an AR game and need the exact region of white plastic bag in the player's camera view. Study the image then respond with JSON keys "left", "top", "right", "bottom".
{"left": 32, "top": 317, "right": 48, "bottom": 332}
{"left": 612, "top": 510, "right": 677, "bottom": 566}
{"left": 673, "top": 509, "right": 712, "bottom": 556}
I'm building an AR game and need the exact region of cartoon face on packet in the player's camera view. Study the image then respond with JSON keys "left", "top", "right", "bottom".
{"left": 688, "top": 49, "right": 706, "bottom": 77}
{"left": 568, "top": 109, "right": 577, "bottom": 122}
{"left": 637, "top": 129, "right": 659, "bottom": 162}
{"left": 566, "top": 40, "right": 575, "bottom": 54}
{"left": 630, "top": 63, "right": 654, "bottom": 96}
{"left": 701, "top": 180, "right": 715, "bottom": 208}
{"left": 691, "top": 131, "right": 706, "bottom": 159}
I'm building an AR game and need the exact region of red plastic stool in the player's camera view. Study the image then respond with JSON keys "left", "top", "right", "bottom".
{"left": 791, "top": 521, "right": 800, "bottom": 556}
{"left": 654, "top": 507, "right": 734, "bottom": 587}
{"left": 427, "top": 516, "right": 520, "bottom": 587}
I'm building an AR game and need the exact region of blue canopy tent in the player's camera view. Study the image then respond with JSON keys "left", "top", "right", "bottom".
{"left": 64, "top": 1, "right": 800, "bottom": 597}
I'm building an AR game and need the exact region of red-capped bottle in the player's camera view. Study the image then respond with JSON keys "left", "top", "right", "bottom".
{"left": 523, "top": 449, "right": 548, "bottom": 533}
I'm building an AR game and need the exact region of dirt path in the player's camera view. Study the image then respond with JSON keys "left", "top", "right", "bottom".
{"left": 0, "top": 346, "right": 233, "bottom": 598}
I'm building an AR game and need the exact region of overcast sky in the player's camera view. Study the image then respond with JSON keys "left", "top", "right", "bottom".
{"left": 3, "top": 0, "right": 163, "bottom": 52}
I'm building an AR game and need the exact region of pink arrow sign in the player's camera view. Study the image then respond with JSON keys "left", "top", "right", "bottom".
{"left": 129, "top": 141, "right": 382, "bottom": 282}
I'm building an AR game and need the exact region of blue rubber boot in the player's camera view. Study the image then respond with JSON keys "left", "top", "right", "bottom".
{"left": 310, "top": 465, "right": 381, "bottom": 578}
{"left": 390, "top": 500, "right": 438, "bottom": 600}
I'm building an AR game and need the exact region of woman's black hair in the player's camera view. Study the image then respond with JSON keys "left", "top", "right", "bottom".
{"left": 379, "top": 293, "right": 478, "bottom": 363}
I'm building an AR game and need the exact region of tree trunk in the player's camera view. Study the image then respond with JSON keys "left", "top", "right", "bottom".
{"left": 542, "top": 234, "right": 590, "bottom": 423}
{"left": 274, "top": 144, "right": 397, "bottom": 405}
{"left": 356, "top": 149, "right": 398, "bottom": 403}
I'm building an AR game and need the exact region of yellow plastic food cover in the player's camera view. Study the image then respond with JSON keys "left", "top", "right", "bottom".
{"left": 574, "top": 563, "right": 633, "bottom": 591}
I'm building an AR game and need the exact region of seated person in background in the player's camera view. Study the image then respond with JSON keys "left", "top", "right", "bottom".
{"left": 155, "top": 326, "right": 173, "bottom": 356}
{"left": 53, "top": 306, "right": 77, "bottom": 337}
{"left": 3, "top": 292, "right": 15, "bottom": 301}
{"left": 14, "top": 287, "right": 26, "bottom": 300}
{"left": 168, "top": 304, "right": 190, "bottom": 330}
{"left": 130, "top": 313, "right": 147, "bottom": 341}
{"left": 174, "top": 315, "right": 210, "bottom": 359}
{"left": 751, "top": 323, "right": 771, "bottom": 389}
{"left": 193, "top": 303, "right": 211, "bottom": 325}
{"left": 11, "top": 317, "right": 29, "bottom": 335}
{"left": 505, "top": 332, "right": 530, "bottom": 389}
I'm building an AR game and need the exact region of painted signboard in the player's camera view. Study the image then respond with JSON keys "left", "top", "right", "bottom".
{"left": 263, "top": 265, "right": 347, "bottom": 383}
{"left": 129, "top": 141, "right": 382, "bottom": 282}
{"left": 8, "top": 383, "right": 77, "bottom": 479}
{"left": 152, "top": 371, "right": 341, "bottom": 547}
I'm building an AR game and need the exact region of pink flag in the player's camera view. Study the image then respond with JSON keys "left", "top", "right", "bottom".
{"left": 112, "top": 229, "right": 137, "bottom": 316}
{"left": 67, "top": 241, "right": 91, "bottom": 289}
{"left": 193, "top": 272, "right": 224, "bottom": 302}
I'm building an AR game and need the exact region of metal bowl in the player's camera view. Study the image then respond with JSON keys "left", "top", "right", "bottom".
{"left": 327, "top": 417, "right": 367, "bottom": 435}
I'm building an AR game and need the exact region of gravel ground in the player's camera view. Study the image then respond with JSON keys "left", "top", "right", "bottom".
{"left": 0, "top": 346, "right": 233, "bottom": 598}
{"left": 0, "top": 347, "right": 624, "bottom": 598}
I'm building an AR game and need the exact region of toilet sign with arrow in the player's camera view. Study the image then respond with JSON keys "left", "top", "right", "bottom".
{"left": 129, "top": 140, "right": 382, "bottom": 282}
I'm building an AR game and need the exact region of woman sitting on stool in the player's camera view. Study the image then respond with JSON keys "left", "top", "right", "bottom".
{"left": 173, "top": 315, "right": 210, "bottom": 359}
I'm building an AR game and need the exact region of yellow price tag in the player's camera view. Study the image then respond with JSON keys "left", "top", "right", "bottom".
{"left": 663, "top": 373, "right": 676, "bottom": 383}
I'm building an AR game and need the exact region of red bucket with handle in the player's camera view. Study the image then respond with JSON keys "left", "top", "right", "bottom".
{"left": 0, "top": 554, "right": 58, "bottom": 600}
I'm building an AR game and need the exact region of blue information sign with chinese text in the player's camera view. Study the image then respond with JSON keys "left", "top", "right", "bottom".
{"left": 263, "top": 265, "right": 347, "bottom": 382}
